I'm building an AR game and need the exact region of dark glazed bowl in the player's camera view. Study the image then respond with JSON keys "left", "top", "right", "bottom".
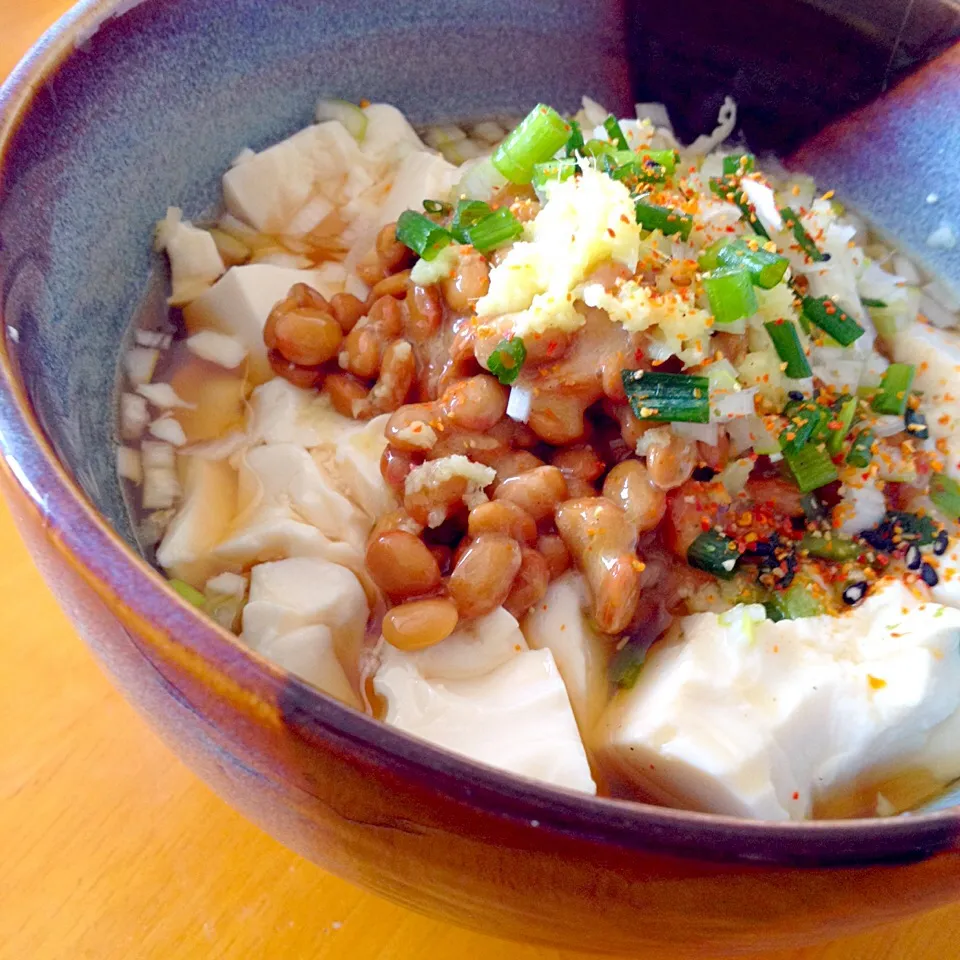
{"left": 2, "top": 1, "right": 960, "bottom": 955}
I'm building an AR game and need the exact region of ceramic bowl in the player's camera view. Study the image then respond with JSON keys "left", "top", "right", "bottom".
{"left": 1, "top": 1, "right": 960, "bottom": 955}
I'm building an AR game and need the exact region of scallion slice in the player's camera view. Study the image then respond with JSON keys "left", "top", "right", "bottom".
{"left": 487, "top": 337, "right": 527, "bottom": 385}
{"left": 609, "top": 640, "right": 648, "bottom": 688}
{"left": 395, "top": 210, "right": 454, "bottom": 261}
{"left": 709, "top": 177, "right": 770, "bottom": 239}
{"left": 717, "top": 238, "right": 789, "bottom": 289}
{"left": 463, "top": 207, "right": 524, "bottom": 253}
{"left": 764, "top": 320, "right": 812, "bottom": 379}
{"left": 603, "top": 114, "right": 629, "bottom": 151}
{"left": 779, "top": 399, "right": 828, "bottom": 455}
{"left": 492, "top": 103, "right": 571, "bottom": 184}
{"left": 688, "top": 530, "right": 741, "bottom": 580}
{"left": 871, "top": 363, "right": 916, "bottom": 416}
{"left": 423, "top": 199, "right": 452, "bottom": 215}
{"left": 583, "top": 138, "right": 616, "bottom": 159}
{"left": 532, "top": 158, "right": 578, "bottom": 189}
{"left": 450, "top": 199, "right": 493, "bottom": 242}
{"left": 639, "top": 149, "right": 678, "bottom": 175}
{"left": 768, "top": 578, "right": 825, "bottom": 619}
{"left": 798, "top": 533, "right": 860, "bottom": 561}
{"left": 722, "top": 153, "right": 755, "bottom": 175}
{"left": 634, "top": 198, "right": 692, "bottom": 240}
{"left": 565, "top": 119, "right": 584, "bottom": 157}
{"left": 783, "top": 443, "right": 838, "bottom": 493}
{"left": 861, "top": 297, "right": 888, "bottom": 309}
{"left": 826, "top": 395, "right": 858, "bottom": 454}
{"left": 930, "top": 472, "right": 960, "bottom": 520}
{"left": 703, "top": 267, "right": 759, "bottom": 325}
{"left": 780, "top": 207, "right": 825, "bottom": 262}
{"left": 801, "top": 296, "right": 865, "bottom": 346}
{"left": 170, "top": 578, "right": 206, "bottom": 608}
{"left": 622, "top": 370, "right": 710, "bottom": 423}
{"left": 697, "top": 238, "right": 728, "bottom": 273}
{"left": 846, "top": 429, "right": 875, "bottom": 468}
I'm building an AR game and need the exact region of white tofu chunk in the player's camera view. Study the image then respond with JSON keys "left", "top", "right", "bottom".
{"left": 156, "top": 457, "right": 237, "bottom": 586}
{"left": 246, "top": 379, "right": 396, "bottom": 519}
{"left": 258, "top": 624, "right": 360, "bottom": 709}
{"left": 522, "top": 572, "right": 608, "bottom": 734}
{"left": 182, "top": 263, "right": 347, "bottom": 383}
{"left": 891, "top": 320, "right": 960, "bottom": 479}
{"left": 392, "top": 607, "right": 529, "bottom": 680}
{"left": 596, "top": 581, "right": 960, "bottom": 820}
{"left": 243, "top": 556, "right": 367, "bottom": 656}
{"left": 155, "top": 208, "right": 225, "bottom": 307}
{"left": 222, "top": 120, "right": 364, "bottom": 234}
{"left": 359, "top": 103, "right": 428, "bottom": 165}
{"left": 213, "top": 443, "right": 369, "bottom": 571}
{"left": 376, "top": 646, "right": 596, "bottom": 794}
{"left": 241, "top": 556, "right": 367, "bottom": 706}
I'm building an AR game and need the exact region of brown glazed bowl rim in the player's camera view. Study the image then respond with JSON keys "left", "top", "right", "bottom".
{"left": 3, "top": 0, "right": 960, "bottom": 870}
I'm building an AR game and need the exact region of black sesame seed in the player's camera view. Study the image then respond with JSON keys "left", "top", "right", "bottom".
{"left": 843, "top": 581, "right": 868, "bottom": 605}
{"left": 788, "top": 391, "right": 804, "bottom": 402}
{"left": 905, "top": 544, "right": 922, "bottom": 571}
{"left": 934, "top": 530, "right": 949, "bottom": 556}
{"left": 920, "top": 562, "right": 940, "bottom": 587}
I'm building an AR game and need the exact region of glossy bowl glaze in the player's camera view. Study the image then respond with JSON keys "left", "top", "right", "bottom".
{"left": 1, "top": 1, "right": 959, "bottom": 955}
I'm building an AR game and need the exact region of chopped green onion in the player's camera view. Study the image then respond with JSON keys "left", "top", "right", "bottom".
{"left": 764, "top": 601, "right": 785, "bottom": 622}
{"left": 861, "top": 297, "right": 888, "bottom": 309}
{"left": 703, "top": 267, "right": 759, "bottom": 325}
{"left": 462, "top": 207, "right": 524, "bottom": 253}
{"left": 639, "top": 149, "right": 678, "bottom": 175}
{"left": 565, "top": 119, "right": 584, "bottom": 157}
{"left": 423, "top": 199, "right": 452, "bottom": 215}
{"left": 717, "top": 238, "right": 790, "bottom": 289}
{"left": 872, "top": 363, "right": 915, "bottom": 416}
{"left": 582, "top": 138, "right": 616, "bottom": 159}
{"left": 779, "top": 398, "right": 828, "bottom": 455}
{"left": 780, "top": 207, "right": 825, "bottom": 262}
{"left": 493, "top": 103, "right": 571, "bottom": 184}
{"left": 708, "top": 177, "right": 770, "bottom": 239}
{"left": 826, "top": 395, "right": 858, "bottom": 454}
{"left": 801, "top": 296, "right": 865, "bottom": 346}
{"left": 622, "top": 370, "right": 710, "bottom": 423}
{"left": 801, "top": 492, "right": 828, "bottom": 523}
{"left": 875, "top": 510, "right": 938, "bottom": 546}
{"left": 798, "top": 533, "right": 861, "bottom": 561}
{"left": 609, "top": 640, "right": 648, "bottom": 688}
{"left": 722, "top": 153, "right": 755, "bottom": 175}
{"left": 930, "top": 473, "right": 960, "bottom": 520}
{"left": 170, "top": 579, "right": 206, "bottom": 608}
{"left": 769, "top": 578, "right": 825, "bottom": 619}
{"left": 688, "top": 530, "right": 742, "bottom": 580}
{"left": 532, "top": 158, "right": 578, "bottom": 189}
{"left": 634, "top": 198, "right": 693, "bottom": 240}
{"left": 783, "top": 443, "right": 838, "bottom": 493}
{"left": 450, "top": 199, "right": 493, "bottom": 242}
{"left": 846, "top": 429, "right": 875, "bottom": 468}
{"left": 697, "top": 238, "right": 728, "bottom": 273}
{"left": 396, "top": 210, "right": 454, "bottom": 261}
{"left": 487, "top": 337, "right": 526, "bottom": 385}
{"left": 764, "top": 320, "right": 812, "bottom": 379}
{"left": 603, "top": 114, "right": 629, "bottom": 151}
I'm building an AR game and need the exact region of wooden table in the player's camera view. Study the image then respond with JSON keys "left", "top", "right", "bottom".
{"left": 3, "top": 5, "right": 960, "bottom": 958}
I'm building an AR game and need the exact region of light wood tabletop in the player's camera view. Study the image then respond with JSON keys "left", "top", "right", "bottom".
{"left": 3, "top": 4, "right": 960, "bottom": 958}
